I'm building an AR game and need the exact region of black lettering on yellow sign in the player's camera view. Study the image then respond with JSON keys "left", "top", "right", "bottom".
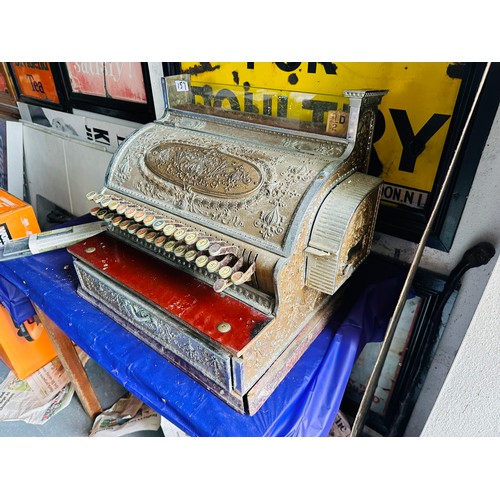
{"left": 190, "top": 80, "right": 451, "bottom": 182}
{"left": 306, "top": 63, "right": 338, "bottom": 75}
{"left": 185, "top": 62, "right": 463, "bottom": 201}
{"left": 247, "top": 62, "right": 338, "bottom": 75}
{"left": 244, "top": 89, "right": 258, "bottom": 114}
{"left": 214, "top": 89, "right": 240, "bottom": 110}
{"left": 302, "top": 99, "right": 342, "bottom": 122}
{"left": 191, "top": 84, "right": 345, "bottom": 122}
{"left": 389, "top": 109, "right": 450, "bottom": 173}
{"left": 275, "top": 62, "right": 301, "bottom": 72}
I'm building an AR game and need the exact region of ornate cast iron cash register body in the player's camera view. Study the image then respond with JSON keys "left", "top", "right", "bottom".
{"left": 68, "top": 75, "right": 388, "bottom": 415}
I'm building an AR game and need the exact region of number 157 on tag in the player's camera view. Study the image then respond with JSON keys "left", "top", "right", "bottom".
{"left": 175, "top": 80, "right": 189, "bottom": 92}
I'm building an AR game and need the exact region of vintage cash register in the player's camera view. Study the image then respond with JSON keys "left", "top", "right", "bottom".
{"left": 67, "top": 75, "right": 388, "bottom": 415}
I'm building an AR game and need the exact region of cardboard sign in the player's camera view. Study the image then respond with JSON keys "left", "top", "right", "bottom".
{"left": 65, "top": 62, "right": 147, "bottom": 104}
{"left": 9, "top": 62, "right": 61, "bottom": 105}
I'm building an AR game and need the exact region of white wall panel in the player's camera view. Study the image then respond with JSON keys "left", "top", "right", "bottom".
{"left": 64, "top": 139, "right": 111, "bottom": 216}
{"left": 23, "top": 123, "right": 112, "bottom": 219}
{"left": 421, "top": 253, "right": 500, "bottom": 436}
{"left": 6, "top": 121, "right": 24, "bottom": 199}
{"left": 23, "top": 123, "right": 71, "bottom": 216}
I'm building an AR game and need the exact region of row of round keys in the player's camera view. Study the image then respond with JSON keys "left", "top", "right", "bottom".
{"left": 87, "top": 192, "right": 175, "bottom": 227}
{"left": 88, "top": 206, "right": 253, "bottom": 286}
{"left": 87, "top": 192, "right": 238, "bottom": 256}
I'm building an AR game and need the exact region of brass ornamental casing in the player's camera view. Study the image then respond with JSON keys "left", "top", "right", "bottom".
{"left": 70, "top": 75, "right": 388, "bottom": 414}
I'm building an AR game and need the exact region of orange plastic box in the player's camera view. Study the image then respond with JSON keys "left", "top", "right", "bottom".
{"left": 0, "top": 189, "right": 41, "bottom": 244}
{"left": 0, "top": 190, "right": 56, "bottom": 378}
{"left": 0, "top": 304, "right": 57, "bottom": 379}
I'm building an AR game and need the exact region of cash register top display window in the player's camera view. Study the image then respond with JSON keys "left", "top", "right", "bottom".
{"left": 164, "top": 76, "right": 352, "bottom": 139}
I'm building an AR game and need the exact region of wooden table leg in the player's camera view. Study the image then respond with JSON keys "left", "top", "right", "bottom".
{"left": 32, "top": 303, "right": 102, "bottom": 419}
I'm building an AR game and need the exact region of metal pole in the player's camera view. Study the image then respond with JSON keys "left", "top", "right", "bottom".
{"left": 350, "top": 62, "right": 492, "bottom": 437}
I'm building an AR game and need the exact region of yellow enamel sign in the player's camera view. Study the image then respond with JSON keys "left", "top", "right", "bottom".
{"left": 180, "top": 62, "right": 463, "bottom": 210}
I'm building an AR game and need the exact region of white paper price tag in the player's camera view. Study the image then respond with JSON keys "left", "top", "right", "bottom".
{"left": 175, "top": 80, "right": 189, "bottom": 92}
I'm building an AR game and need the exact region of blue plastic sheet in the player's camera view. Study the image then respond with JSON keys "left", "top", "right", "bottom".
{"left": 0, "top": 223, "right": 405, "bottom": 436}
{"left": 0, "top": 274, "right": 36, "bottom": 325}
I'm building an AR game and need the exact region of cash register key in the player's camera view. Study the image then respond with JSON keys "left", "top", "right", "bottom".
{"left": 195, "top": 237, "right": 225, "bottom": 251}
{"left": 90, "top": 206, "right": 101, "bottom": 217}
{"left": 164, "top": 240, "right": 177, "bottom": 252}
{"left": 174, "top": 244, "right": 187, "bottom": 257}
{"left": 211, "top": 255, "right": 233, "bottom": 275}
{"left": 100, "top": 195, "right": 112, "bottom": 207}
{"left": 197, "top": 237, "right": 224, "bottom": 251}
{"left": 107, "top": 199, "right": 120, "bottom": 211}
{"left": 230, "top": 271, "right": 242, "bottom": 284}
{"left": 163, "top": 224, "right": 177, "bottom": 236}
{"left": 136, "top": 227, "right": 149, "bottom": 239}
{"left": 207, "top": 259, "right": 224, "bottom": 273}
{"left": 145, "top": 231, "right": 158, "bottom": 243}
{"left": 195, "top": 237, "right": 210, "bottom": 251}
{"left": 152, "top": 219, "right": 167, "bottom": 232}
{"left": 231, "top": 263, "right": 256, "bottom": 285}
{"left": 154, "top": 235, "right": 167, "bottom": 247}
{"left": 104, "top": 212, "right": 115, "bottom": 223}
{"left": 124, "top": 206, "right": 137, "bottom": 219}
{"left": 195, "top": 255, "right": 209, "bottom": 268}
{"left": 213, "top": 279, "right": 232, "bottom": 293}
{"left": 184, "top": 231, "right": 200, "bottom": 246}
{"left": 218, "top": 266, "right": 232, "bottom": 279}
{"left": 134, "top": 210, "right": 147, "bottom": 222}
{"left": 127, "top": 223, "right": 141, "bottom": 235}
{"left": 143, "top": 214, "right": 156, "bottom": 227}
{"left": 96, "top": 209, "right": 108, "bottom": 220}
{"left": 86, "top": 191, "right": 98, "bottom": 201}
{"left": 111, "top": 215, "right": 123, "bottom": 226}
{"left": 184, "top": 249, "right": 198, "bottom": 262}
{"left": 93, "top": 193, "right": 104, "bottom": 204}
{"left": 119, "top": 219, "right": 132, "bottom": 231}
{"left": 219, "top": 257, "right": 243, "bottom": 279}
{"left": 173, "top": 228, "right": 187, "bottom": 241}
{"left": 116, "top": 203, "right": 128, "bottom": 214}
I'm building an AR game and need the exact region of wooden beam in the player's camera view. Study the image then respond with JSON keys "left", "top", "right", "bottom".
{"left": 32, "top": 303, "right": 102, "bottom": 420}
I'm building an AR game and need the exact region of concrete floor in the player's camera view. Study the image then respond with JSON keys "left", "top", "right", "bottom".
{"left": 0, "top": 357, "right": 164, "bottom": 437}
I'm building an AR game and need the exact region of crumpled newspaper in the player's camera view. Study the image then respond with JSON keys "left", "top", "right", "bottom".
{"left": 0, "top": 349, "right": 88, "bottom": 425}
{"left": 329, "top": 410, "right": 351, "bottom": 437}
{"left": 89, "top": 393, "right": 161, "bottom": 437}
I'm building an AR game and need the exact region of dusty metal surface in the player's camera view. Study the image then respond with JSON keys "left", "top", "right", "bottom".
{"left": 306, "top": 172, "right": 382, "bottom": 294}
{"left": 70, "top": 75, "right": 388, "bottom": 414}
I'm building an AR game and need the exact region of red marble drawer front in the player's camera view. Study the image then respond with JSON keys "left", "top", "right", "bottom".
{"left": 68, "top": 232, "right": 272, "bottom": 354}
